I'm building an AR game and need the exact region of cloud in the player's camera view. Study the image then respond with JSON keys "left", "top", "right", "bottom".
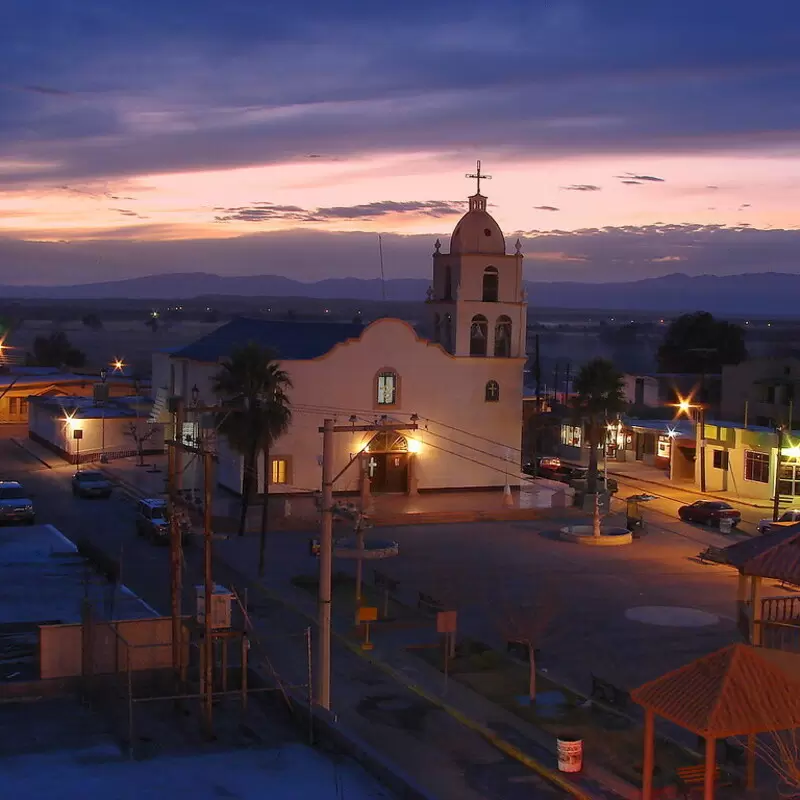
{"left": 616, "top": 172, "right": 666, "bottom": 183}
{"left": 561, "top": 184, "right": 602, "bottom": 192}
{"left": 651, "top": 255, "right": 684, "bottom": 262}
{"left": 533, "top": 205, "right": 560, "bottom": 211}
{"left": 214, "top": 199, "right": 465, "bottom": 223}
{"left": 21, "top": 84, "right": 72, "bottom": 96}
{"left": 109, "top": 207, "right": 148, "bottom": 219}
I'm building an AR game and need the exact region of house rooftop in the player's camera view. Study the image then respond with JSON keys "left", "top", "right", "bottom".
{"left": 173, "top": 317, "right": 364, "bottom": 363}
{"left": 28, "top": 395, "right": 145, "bottom": 420}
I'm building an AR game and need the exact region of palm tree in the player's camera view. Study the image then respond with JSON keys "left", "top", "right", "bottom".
{"left": 572, "top": 358, "right": 627, "bottom": 496}
{"left": 212, "top": 343, "right": 292, "bottom": 573}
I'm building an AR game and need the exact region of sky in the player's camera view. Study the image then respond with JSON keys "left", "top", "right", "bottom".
{"left": 1, "top": 0, "right": 800, "bottom": 286}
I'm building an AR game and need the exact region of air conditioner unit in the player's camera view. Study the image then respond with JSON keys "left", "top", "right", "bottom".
{"left": 195, "top": 584, "right": 233, "bottom": 630}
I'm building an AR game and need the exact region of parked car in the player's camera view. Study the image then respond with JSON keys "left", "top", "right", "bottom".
{"left": 71, "top": 470, "right": 113, "bottom": 498}
{"left": 0, "top": 480, "right": 35, "bottom": 525}
{"left": 522, "top": 456, "right": 561, "bottom": 476}
{"left": 678, "top": 500, "right": 741, "bottom": 528}
{"left": 135, "top": 497, "right": 190, "bottom": 544}
{"left": 757, "top": 508, "right": 800, "bottom": 535}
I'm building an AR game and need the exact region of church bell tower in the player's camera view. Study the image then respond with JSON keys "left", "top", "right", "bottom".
{"left": 427, "top": 162, "right": 527, "bottom": 359}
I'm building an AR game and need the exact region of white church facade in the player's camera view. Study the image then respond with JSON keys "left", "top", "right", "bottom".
{"left": 151, "top": 175, "right": 528, "bottom": 498}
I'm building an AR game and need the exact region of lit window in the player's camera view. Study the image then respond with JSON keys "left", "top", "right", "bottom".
{"left": 744, "top": 450, "right": 769, "bottom": 483}
{"left": 657, "top": 436, "right": 671, "bottom": 459}
{"left": 485, "top": 380, "right": 500, "bottom": 402}
{"left": 377, "top": 372, "right": 397, "bottom": 405}
{"left": 271, "top": 458, "right": 289, "bottom": 485}
{"left": 560, "top": 424, "right": 582, "bottom": 448}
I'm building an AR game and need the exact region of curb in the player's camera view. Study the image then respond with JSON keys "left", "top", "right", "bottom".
{"left": 236, "top": 571, "right": 602, "bottom": 800}
{"left": 10, "top": 437, "right": 55, "bottom": 469}
{"left": 607, "top": 470, "right": 771, "bottom": 510}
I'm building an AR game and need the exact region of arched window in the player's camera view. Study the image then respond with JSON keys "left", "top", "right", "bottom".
{"left": 494, "top": 315, "right": 512, "bottom": 357}
{"left": 485, "top": 380, "right": 500, "bottom": 402}
{"left": 376, "top": 370, "right": 398, "bottom": 406}
{"left": 482, "top": 267, "right": 499, "bottom": 302}
{"left": 469, "top": 315, "right": 488, "bottom": 356}
{"left": 443, "top": 266, "right": 453, "bottom": 300}
{"left": 443, "top": 313, "right": 453, "bottom": 352}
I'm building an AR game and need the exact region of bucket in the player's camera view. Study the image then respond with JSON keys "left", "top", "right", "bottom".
{"left": 557, "top": 737, "right": 583, "bottom": 773}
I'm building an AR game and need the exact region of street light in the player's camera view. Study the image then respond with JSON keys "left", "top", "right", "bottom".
{"left": 99, "top": 367, "right": 108, "bottom": 464}
{"left": 774, "top": 424, "right": 785, "bottom": 523}
{"left": 673, "top": 394, "right": 707, "bottom": 493}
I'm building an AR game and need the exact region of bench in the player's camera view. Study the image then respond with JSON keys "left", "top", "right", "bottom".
{"left": 590, "top": 674, "right": 629, "bottom": 709}
{"left": 698, "top": 546, "right": 728, "bottom": 565}
{"left": 373, "top": 570, "right": 400, "bottom": 617}
{"left": 417, "top": 592, "right": 444, "bottom": 615}
{"left": 675, "top": 765, "right": 728, "bottom": 797}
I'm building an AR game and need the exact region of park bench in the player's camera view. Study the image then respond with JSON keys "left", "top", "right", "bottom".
{"left": 417, "top": 591, "right": 444, "bottom": 615}
{"left": 698, "top": 546, "right": 728, "bottom": 565}
{"left": 590, "top": 674, "right": 629, "bottom": 709}
{"left": 675, "top": 764, "right": 730, "bottom": 797}
{"left": 373, "top": 570, "right": 400, "bottom": 617}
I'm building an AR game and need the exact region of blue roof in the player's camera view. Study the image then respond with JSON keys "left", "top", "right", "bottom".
{"left": 173, "top": 317, "right": 364, "bottom": 363}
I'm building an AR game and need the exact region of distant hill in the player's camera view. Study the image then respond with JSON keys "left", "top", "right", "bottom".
{"left": 1, "top": 271, "right": 798, "bottom": 315}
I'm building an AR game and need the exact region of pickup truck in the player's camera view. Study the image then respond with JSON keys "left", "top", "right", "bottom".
{"left": 757, "top": 509, "right": 800, "bottom": 535}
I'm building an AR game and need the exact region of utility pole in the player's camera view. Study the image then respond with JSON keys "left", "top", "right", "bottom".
{"left": 202, "top": 448, "right": 214, "bottom": 735}
{"left": 316, "top": 419, "right": 418, "bottom": 710}
{"left": 773, "top": 424, "right": 784, "bottom": 523}
{"left": 168, "top": 396, "right": 185, "bottom": 681}
{"left": 564, "top": 362, "right": 571, "bottom": 405}
{"left": 553, "top": 363, "right": 560, "bottom": 406}
{"left": 699, "top": 405, "right": 707, "bottom": 494}
{"left": 534, "top": 334, "right": 541, "bottom": 411}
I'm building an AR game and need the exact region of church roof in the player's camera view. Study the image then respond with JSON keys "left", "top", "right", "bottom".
{"left": 173, "top": 317, "right": 364, "bottom": 363}
{"left": 450, "top": 193, "right": 506, "bottom": 255}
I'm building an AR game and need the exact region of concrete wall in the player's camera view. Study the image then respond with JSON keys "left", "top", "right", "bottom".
{"left": 721, "top": 357, "right": 800, "bottom": 424}
{"left": 40, "top": 617, "right": 183, "bottom": 679}
{"left": 176, "top": 318, "right": 524, "bottom": 495}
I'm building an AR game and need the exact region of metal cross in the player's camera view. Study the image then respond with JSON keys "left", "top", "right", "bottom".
{"left": 367, "top": 457, "right": 378, "bottom": 477}
{"left": 466, "top": 160, "right": 491, "bottom": 194}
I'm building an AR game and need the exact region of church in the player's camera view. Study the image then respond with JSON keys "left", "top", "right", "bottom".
{"left": 151, "top": 167, "right": 528, "bottom": 499}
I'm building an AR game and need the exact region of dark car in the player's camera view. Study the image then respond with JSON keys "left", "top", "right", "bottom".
{"left": 135, "top": 498, "right": 191, "bottom": 544}
{"left": 678, "top": 500, "right": 741, "bottom": 528}
{"left": 71, "top": 470, "right": 113, "bottom": 498}
{"left": 0, "top": 480, "right": 35, "bottom": 525}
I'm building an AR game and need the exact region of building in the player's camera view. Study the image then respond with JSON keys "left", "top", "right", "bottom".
{"left": 0, "top": 365, "right": 136, "bottom": 429}
{"left": 692, "top": 420, "right": 799, "bottom": 503}
{"left": 28, "top": 394, "right": 163, "bottom": 465}
{"left": 721, "top": 357, "right": 800, "bottom": 427}
{"left": 152, "top": 177, "right": 527, "bottom": 498}
{"left": 622, "top": 374, "right": 659, "bottom": 408}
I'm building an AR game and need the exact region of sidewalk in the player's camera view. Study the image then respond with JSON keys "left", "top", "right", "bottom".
{"left": 210, "top": 533, "right": 629, "bottom": 800}
{"left": 606, "top": 461, "right": 772, "bottom": 509}
{"left": 11, "top": 436, "right": 70, "bottom": 470}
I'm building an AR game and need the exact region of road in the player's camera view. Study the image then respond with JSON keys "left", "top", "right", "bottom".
{"left": 0, "top": 442, "right": 576, "bottom": 800}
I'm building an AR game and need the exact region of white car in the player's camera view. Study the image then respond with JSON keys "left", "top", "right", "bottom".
{"left": 757, "top": 509, "right": 800, "bottom": 535}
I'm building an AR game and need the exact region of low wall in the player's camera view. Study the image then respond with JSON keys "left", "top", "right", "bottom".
{"left": 40, "top": 617, "right": 185, "bottom": 680}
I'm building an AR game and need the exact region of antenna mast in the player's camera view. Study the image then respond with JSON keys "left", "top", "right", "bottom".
{"left": 378, "top": 234, "right": 386, "bottom": 302}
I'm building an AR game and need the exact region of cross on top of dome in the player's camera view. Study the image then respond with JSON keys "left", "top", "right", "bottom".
{"left": 465, "top": 160, "right": 491, "bottom": 195}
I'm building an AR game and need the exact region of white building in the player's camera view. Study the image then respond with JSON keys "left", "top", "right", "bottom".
{"left": 152, "top": 180, "right": 528, "bottom": 499}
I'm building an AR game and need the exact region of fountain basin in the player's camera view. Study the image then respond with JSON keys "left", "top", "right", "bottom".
{"left": 558, "top": 525, "right": 633, "bottom": 546}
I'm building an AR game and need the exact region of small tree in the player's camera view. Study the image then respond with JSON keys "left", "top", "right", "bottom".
{"left": 500, "top": 584, "right": 558, "bottom": 705}
{"left": 124, "top": 420, "right": 156, "bottom": 466}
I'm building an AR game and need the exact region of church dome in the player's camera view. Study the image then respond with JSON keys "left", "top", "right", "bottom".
{"left": 450, "top": 194, "right": 506, "bottom": 255}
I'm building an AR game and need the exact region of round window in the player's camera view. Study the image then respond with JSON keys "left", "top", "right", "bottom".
{"left": 484, "top": 228, "right": 492, "bottom": 236}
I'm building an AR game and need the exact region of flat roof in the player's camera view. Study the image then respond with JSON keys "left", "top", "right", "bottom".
{"left": 28, "top": 395, "right": 147, "bottom": 419}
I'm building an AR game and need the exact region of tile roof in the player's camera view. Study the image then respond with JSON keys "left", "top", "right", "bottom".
{"left": 173, "top": 317, "right": 364, "bottom": 363}
{"left": 723, "top": 523, "right": 800, "bottom": 584}
{"left": 632, "top": 644, "right": 800, "bottom": 737}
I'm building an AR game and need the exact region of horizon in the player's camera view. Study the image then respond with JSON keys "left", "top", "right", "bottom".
{"left": 2, "top": 1, "right": 799, "bottom": 285}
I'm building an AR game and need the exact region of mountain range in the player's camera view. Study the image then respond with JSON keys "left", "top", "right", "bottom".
{"left": 0, "top": 272, "right": 797, "bottom": 315}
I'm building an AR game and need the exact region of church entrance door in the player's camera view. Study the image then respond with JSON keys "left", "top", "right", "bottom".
{"left": 365, "top": 431, "right": 410, "bottom": 494}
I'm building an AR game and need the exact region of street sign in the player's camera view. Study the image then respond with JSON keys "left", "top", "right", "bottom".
{"left": 357, "top": 606, "right": 378, "bottom": 623}
{"left": 436, "top": 610, "right": 457, "bottom": 634}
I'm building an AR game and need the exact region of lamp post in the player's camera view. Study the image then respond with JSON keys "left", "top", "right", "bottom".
{"left": 99, "top": 366, "right": 108, "bottom": 464}
{"left": 676, "top": 397, "right": 707, "bottom": 493}
{"left": 774, "top": 424, "right": 785, "bottom": 523}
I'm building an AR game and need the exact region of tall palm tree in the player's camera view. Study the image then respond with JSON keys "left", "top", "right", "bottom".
{"left": 212, "top": 343, "right": 292, "bottom": 573}
{"left": 572, "top": 358, "right": 627, "bottom": 495}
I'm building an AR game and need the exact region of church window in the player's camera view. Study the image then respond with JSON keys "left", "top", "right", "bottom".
{"left": 482, "top": 267, "right": 499, "bottom": 302}
{"left": 443, "top": 313, "right": 453, "bottom": 352}
{"left": 469, "top": 315, "right": 488, "bottom": 357}
{"left": 443, "top": 266, "right": 452, "bottom": 300}
{"left": 484, "top": 228, "right": 492, "bottom": 237}
{"left": 494, "top": 316, "right": 512, "bottom": 357}
{"left": 485, "top": 380, "right": 500, "bottom": 402}
{"left": 376, "top": 371, "right": 398, "bottom": 405}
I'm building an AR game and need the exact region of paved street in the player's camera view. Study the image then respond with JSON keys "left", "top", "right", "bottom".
{"left": 0, "top": 441, "right": 577, "bottom": 800}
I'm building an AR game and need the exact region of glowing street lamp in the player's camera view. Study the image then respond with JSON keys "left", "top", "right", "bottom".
{"left": 672, "top": 394, "right": 707, "bottom": 492}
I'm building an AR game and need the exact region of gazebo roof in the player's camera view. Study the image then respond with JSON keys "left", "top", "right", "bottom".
{"left": 631, "top": 644, "right": 800, "bottom": 737}
{"left": 724, "top": 523, "right": 800, "bottom": 585}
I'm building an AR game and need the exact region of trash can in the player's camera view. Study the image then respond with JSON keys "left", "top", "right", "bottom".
{"left": 557, "top": 737, "right": 583, "bottom": 773}
{"left": 719, "top": 517, "right": 733, "bottom": 534}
